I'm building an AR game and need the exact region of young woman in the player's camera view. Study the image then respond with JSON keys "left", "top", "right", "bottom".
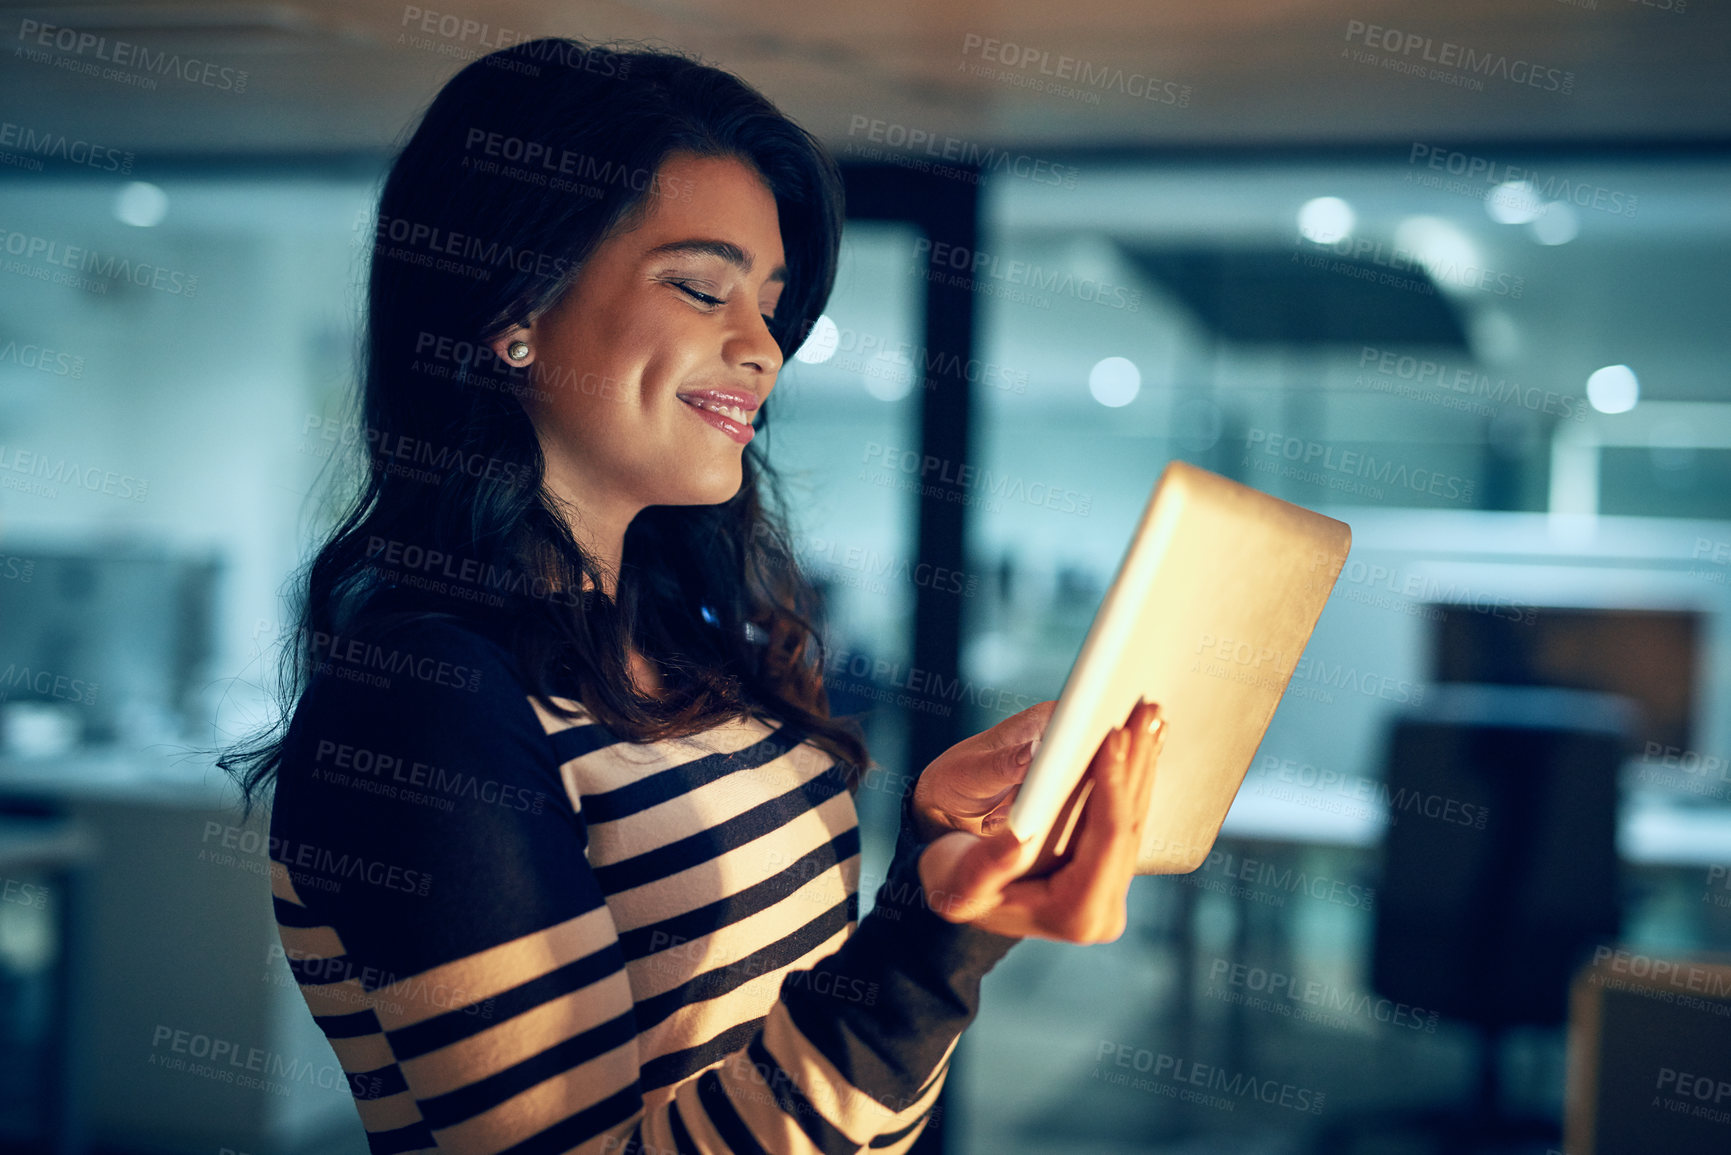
{"left": 225, "top": 36, "right": 1162, "bottom": 1155}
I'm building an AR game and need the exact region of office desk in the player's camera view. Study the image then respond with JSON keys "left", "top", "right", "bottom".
{"left": 1220, "top": 779, "right": 1731, "bottom": 866}
{"left": 0, "top": 814, "right": 97, "bottom": 1155}
{"left": 0, "top": 749, "right": 360, "bottom": 1155}
{"left": 1155, "top": 779, "right": 1731, "bottom": 1116}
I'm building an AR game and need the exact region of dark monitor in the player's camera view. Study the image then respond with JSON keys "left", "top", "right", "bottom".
{"left": 0, "top": 546, "right": 219, "bottom": 745}
{"left": 1429, "top": 606, "right": 1701, "bottom": 754}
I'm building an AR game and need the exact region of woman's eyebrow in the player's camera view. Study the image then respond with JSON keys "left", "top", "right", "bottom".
{"left": 645, "top": 237, "right": 788, "bottom": 284}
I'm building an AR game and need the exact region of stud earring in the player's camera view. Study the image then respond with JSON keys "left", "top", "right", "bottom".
{"left": 506, "top": 340, "right": 530, "bottom": 361}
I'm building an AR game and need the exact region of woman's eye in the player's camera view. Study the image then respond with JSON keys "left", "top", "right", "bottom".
{"left": 674, "top": 282, "right": 724, "bottom": 307}
{"left": 670, "top": 281, "right": 776, "bottom": 330}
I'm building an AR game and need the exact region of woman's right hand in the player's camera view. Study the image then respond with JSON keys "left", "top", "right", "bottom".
{"left": 915, "top": 698, "right": 1164, "bottom": 942}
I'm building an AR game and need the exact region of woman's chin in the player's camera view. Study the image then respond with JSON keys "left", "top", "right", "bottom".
{"left": 662, "top": 469, "right": 744, "bottom": 507}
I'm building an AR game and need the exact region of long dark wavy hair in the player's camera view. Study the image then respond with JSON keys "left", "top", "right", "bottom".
{"left": 221, "top": 36, "right": 866, "bottom": 819}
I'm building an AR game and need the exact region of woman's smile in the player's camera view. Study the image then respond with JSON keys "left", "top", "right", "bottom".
{"left": 497, "top": 152, "right": 787, "bottom": 549}
{"left": 675, "top": 386, "right": 761, "bottom": 444}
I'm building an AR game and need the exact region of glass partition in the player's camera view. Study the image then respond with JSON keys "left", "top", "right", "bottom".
{"left": 953, "top": 153, "right": 1731, "bottom": 1152}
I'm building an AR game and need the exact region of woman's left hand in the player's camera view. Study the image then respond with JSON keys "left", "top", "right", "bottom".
{"left": 909, "top": 700, "right": 1058, "bottom": 842}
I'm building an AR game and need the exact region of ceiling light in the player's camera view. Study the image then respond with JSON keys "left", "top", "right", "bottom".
{"left": 1088, "top": 357, "right": 1140, "bottom": 407}
{"left": 793, "top": 313, "right": 839, "bottom": 364}
{"left": 1394, "top": 216, "right": 1482, "bottom": 293}
{"left": 1529, "top": 202, "right": 1579, "bottom": 245}
{"left": 114, "top": 181, "right": 168, "bottom": 227}
{"left": 1298, "top": 197, "right": 1355, "bottom": 245}
{"left": 1485, "top": 181, "right": 1545, "bottom": 225}
{"left": 1586, "top": 364, "right": 1638, "bottom": 414}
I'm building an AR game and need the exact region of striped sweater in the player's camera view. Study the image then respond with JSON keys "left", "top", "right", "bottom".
{"left": 267, "top": 616, "right": 1017, "bottom": 1154}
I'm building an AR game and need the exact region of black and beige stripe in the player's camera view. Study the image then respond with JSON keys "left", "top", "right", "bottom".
{"left": 270, "top": 621, "right": 1004, "bottom": 1154}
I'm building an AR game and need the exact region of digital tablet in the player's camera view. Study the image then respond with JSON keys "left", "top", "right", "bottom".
{"left": 1004, "top": 461, "right": 1352, "bottom": 875}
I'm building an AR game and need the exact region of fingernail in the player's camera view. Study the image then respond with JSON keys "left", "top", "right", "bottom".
{"left": 1015, "top": 739, "right": 1034, "bottom": 765}
{"left": 1143, "top": 711, "right": 1163, "bottom": 737}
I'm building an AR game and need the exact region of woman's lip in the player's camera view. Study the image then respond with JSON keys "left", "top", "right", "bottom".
{"left": 679, "top": 396, "right": 754, "bottom": 444}
{"left": 676, "top": 387, "right": 759, "bottom": 412}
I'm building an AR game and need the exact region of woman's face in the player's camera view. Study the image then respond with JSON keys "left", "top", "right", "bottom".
{"left": 500, "top": 151, "right": 788, "bottom": 532}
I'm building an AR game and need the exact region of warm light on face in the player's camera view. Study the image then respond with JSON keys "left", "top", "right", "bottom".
{"left": 510, "top": 152, "right": 789, "bottom": 524}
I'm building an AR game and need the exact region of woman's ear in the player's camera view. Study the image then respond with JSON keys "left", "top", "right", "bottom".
{"left": 491, "top": 326, "right": 535, "bottom": 367}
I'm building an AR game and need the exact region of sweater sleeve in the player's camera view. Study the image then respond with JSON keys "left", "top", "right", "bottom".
{"left": 267, "top": 618, "right": 1017, "bottom": 1155}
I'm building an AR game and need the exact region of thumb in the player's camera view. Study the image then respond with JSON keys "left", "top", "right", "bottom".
{"left": 990, "top": 699, "right": 1056, "bottom": 749}
{"left": 977, "top": 700, "right": 1058, "bottom": 787}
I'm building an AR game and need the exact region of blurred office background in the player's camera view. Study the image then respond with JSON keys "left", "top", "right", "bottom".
{"left": 1, "top": 2, "right": 1728, "bottom": 1153}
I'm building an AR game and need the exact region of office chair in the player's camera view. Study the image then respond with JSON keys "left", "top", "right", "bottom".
{"left": 1316, "top": 683, "right": 1636, "bottom": 1154}
{"left": 1564, "top": 950, "right": 1731, "bottom": 1155}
